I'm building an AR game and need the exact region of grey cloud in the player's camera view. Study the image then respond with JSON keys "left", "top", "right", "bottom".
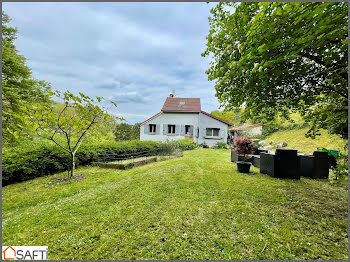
{"left": 4, "top": 2, "right": 220, "bottom": 124}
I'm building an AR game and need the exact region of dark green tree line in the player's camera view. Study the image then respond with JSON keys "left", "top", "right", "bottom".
{"left": 2, "top": 12, "right": 52, "bottom": 144}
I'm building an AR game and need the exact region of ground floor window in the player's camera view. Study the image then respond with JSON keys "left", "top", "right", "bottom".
{"left": 185, "top": 125, "right": 191, "bottom": 135}
{"left": 206, "top": 128, "right": 220, "bottom": 137}
{"left": 149, "top": 124, "right": 156, "bottom": 133}
{"left": 168, "top": 125, "right": 175, "bottom": 134}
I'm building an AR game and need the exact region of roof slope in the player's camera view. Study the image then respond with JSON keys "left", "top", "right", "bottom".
{"left": 139, "top": 112, "right": 162, "bottom": 126}
{"left": 161, "top": 97, "right": 201, "bottom": 112}
{"left": 200, "top": 111, "right": 233, "bottom": 126}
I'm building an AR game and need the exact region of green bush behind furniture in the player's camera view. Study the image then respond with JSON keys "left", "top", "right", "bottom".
{"left": 2, "top": 140, "right": 163, "bottom": 186}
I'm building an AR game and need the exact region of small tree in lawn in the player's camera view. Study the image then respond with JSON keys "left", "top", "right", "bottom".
{"left": 234, "top": 137, "right": 254, "bottom": 161}
{"left": 26, "top": 90, "right": 124, "bottom": 177}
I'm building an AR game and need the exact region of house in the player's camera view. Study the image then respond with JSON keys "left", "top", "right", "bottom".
{"left": 230, "top": 123, "right": 263, "bottom": 139}
{"left": 139, "top": 96, "right": 232, "bottom": 146}
{"left": 2, "top": 246, "right": 16, "bottom": 260}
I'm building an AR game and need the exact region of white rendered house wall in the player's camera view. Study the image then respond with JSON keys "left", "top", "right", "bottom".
{"left": 140, "top": 112, "right": 229, "bottom": 146}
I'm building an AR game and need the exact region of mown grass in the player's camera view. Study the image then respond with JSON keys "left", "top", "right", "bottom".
{"left": 2, "top": 149, "right": 348, "bottom": 260}
{"left": 265, "top": 128, "right": 347, "bottom": 155}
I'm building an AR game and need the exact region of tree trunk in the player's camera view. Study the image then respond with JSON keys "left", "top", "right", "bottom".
{"left": 70, "top": 153, "right": 75, "bottom": 177}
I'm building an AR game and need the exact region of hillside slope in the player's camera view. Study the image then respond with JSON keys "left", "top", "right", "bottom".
{"left": 265, "top": 128, "right": 347, "bottom": 155}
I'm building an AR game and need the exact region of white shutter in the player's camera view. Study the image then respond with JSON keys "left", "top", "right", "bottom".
{"left": 180, "top": 125, "right": 185, "bottom": 136}
{"left": 220, "top": 129, "right": 224, "bottom": 139}
{"left": 144, "top": 124, "right": 149, "bottom": 134}
{"left": 175, "top": 125, "right": 181, "bottom": 135}
{"left": 156, "top": 124, "right": 160, "bottom": 135}
{"left": 163, "top": 124, "right": 168, "bottom": 135}
{"left": 189, "top": 125, "right": 194, "bottom": 136}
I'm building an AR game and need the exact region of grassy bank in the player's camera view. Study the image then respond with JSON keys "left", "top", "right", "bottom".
{"left": 265, "top": 128, "right": 347, "bottom": 155}
{"left": 2, "top": 149, "right": 348, "bottom": 260}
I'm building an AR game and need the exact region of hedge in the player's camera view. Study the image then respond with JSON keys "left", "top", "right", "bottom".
{"left": 2, "top": 140, "right": 163, "bottom": 186}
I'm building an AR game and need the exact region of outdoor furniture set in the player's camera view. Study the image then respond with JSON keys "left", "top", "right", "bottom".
{"left": 231, "top": 148, "right": 336, "bottom": 180}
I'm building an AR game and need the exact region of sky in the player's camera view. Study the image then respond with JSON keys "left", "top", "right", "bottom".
{"left": 4, "top": 2, "right": 220, "bottom": 124}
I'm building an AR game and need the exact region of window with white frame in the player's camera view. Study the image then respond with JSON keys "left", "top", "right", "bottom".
{"left": 149, "top": 124, "right": 156, "bottom": 133}
{"left": 206, "top": 128, "right": 220, "bottom": 137}
{"left": 168, "top": 125, "right": 175, "bottom": 134}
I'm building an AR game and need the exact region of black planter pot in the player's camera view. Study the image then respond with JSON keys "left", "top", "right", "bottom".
{"left": 236, "top": 161, "right": 252, "bottom": 173}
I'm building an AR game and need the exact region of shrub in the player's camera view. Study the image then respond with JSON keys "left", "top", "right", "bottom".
{"left": 216, "top": 142, "right": 227, "bottom": 149}
{"left": 175, "top": 139, "right": 198, "bottom": 150}
{"left": 199, "top": 142, "right": 209, "bottom": 148}
{"left": 234, "top": 137, "right": 254, "bottom": 159}
{"left": 2, "top": 140, "right": 163, "bottom": 186}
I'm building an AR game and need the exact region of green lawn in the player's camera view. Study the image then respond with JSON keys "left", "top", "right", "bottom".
{"left": 2, "top": 149, "right": 348, "bottom": 260}
{"left": 265, "top": 128, "right": 347, "bottom": 155}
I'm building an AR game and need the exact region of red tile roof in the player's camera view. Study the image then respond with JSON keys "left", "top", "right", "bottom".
{"left": 200, "top": 111, "right": 233, "bottom": 126}
{"left": 139, "top": 112, "right": 162, "bottom": 126}
{"left": 230, "top": 123, "right": 262, "bottom": 131}
{"left": 161, "top": 97, "right": 201, "bottom": 112}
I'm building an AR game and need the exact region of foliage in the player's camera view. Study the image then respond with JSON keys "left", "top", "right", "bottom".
{"left": 2, "top": 140, "right": 163, "bottom": 186}
{"left": 234, "top": 137, "right": 254, "bottom": 158}
{"left": 114, "top": 122, "right": 140, "bottom": 141}
{"left": 303, "top": 96, "right": 348, "bottom": 139}
{"left": 2, "top": 12, "right": 52, "bottom": 144}
{"left": 24, "top": 90, "right": 123, "bottom": 177}
{"left": 203, "top": 2, "right": 348, "bottom": 138}
{"left": 2, "top": 149, "right": 348, "bottom": 260}
{"left": 198, "top": 142, "right": 209, "bottom": 148}
{"left": 175, "top": 139, "right": 198, "bottom": 150}
{"left": 216, "top": 141, "right": 227, "bottom": 149}
{"left": 259, "top": 112, "right": 308, "bottom": 136}
{"left": 210, "top": 109, "right": 242, "bottom": 126}
{"left": 331, "top": 142, "right": 349, "bottom": 184}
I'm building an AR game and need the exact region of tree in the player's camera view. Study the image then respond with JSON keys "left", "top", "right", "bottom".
{"left": 202, "top": 2, "right": 348, "bottom": 138}
{"left": 26, "top": 90, "right": 123, "bottom": 177}
{"left": 210, "top": 109, "right": 243, "bottom": 126}
{"left": 114, "top": 122, "right": 140, "bottom": 141}
{"left": 2, "top": 12, "right": 52, "bottom": 144}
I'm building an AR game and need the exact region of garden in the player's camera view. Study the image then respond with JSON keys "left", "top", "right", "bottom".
{"left": 2, "top": 148, "right": 348, "bottom": 260}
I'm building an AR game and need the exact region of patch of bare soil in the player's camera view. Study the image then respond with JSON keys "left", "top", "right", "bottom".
{"left": 51, "top": 174, "right": 84, "bottom": 183}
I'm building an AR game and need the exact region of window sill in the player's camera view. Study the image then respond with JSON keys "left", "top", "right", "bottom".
{"left": 167, "top": 134, "right": 177, "bottom": 136}
{"left": 149, "top": 133, "right": 156, "bottom": 135}
{"left": 204, "top": 136, "right": 221, "bottom": 140}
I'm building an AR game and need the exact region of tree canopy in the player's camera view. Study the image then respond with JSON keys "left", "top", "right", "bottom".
{"left": 210, "top": 109, "right": 243, "bottom": 126}
{"left": 2, "top": 12, "right": 52, "bottom": 144}
{"left": 114, "top": 122, "right": 140, "bottom": 142}
{"left": 202, "top": 2, "right": 348, "bottom": 138}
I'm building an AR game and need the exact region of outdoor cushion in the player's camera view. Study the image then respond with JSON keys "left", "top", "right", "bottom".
{"left": 312, "top": 151, "right": 330, "bottom": 179}
{"left": 260, "top": 149, "right": 300, "bottom": 179}
{"left": 298, "top": 155, "right": 315, "bottom": 178}
{"left": 298, "top": 153, "right": 330, "bottom": 179}
{"left": 252, "top": 155, "right": 260, "bottom": 168}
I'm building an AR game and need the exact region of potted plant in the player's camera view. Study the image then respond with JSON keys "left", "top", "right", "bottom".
{"left": 234, "top": 137, "right": 254, "bottom": 173}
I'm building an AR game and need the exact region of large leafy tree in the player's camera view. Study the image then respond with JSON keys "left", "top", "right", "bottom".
{"left": 202, "top": 2, "right": 348, "bottom": 138}
{"left": 2, "top": 12, "right": 52, "bottom": 144}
